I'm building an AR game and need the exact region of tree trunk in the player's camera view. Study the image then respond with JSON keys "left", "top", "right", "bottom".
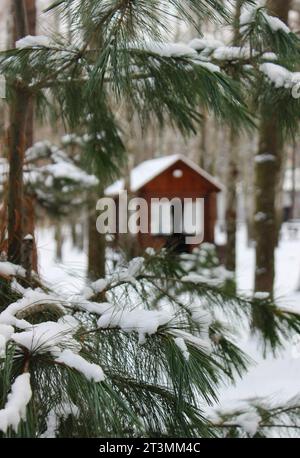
{"left": 254, "top": 119, "right": 282, "bottom": 294}
{"left": 7, "top": 0, "right": 30, "bottom": 264}
{"left": 225, "top": 130, "right": 239, "bottom": 273}
{"left": 198, "top": 111, "right": 207, "bottom": 170}
{"left": 224, "top": 0, "right": 242, "bottom": 274}
{"left": 54, "top": 220, "right": 64, "bottom": 262}
{"left": 254, "top": 0, "right": 291, "bottom": 295}
{"left": 7, "top": 87, "right": 30, "bottom": 264}
{"left": 87, "top": 191, "right": 106, "bottom": 281}
{"left": 266, "top": 0, "right": 292, "bottom": 20}
{"left": 24, "top": 0, "right": 36, "bottom": 151}
{"left": 23, "top": 0, "right": 37, "bottom": 270}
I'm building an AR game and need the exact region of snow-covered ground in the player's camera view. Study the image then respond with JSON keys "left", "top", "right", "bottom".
{"left": 36, "top": 226, "right": 87, "bottom": 295}
{"left": 218, "top": 225, "right": 300, "bottom": 409}
{"left": 36, "top": 224, "right": 300, "bottom": 409}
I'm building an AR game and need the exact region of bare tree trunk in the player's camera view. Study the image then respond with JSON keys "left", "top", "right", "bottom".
{"left": 225, "top": 129, "right": 239, "bottom": 273}
{"left": 88, "top": 217, "right": 106, "bottom": 281}
{"left": 291, "top": 140, "right": 297, "bottom": 219}
{"left": 119, "top": 154, "right": 140, "bottom": 259}
{"left": 12, "top": 0, "right": 28, "bottom": 39}
{"left": 54, "top": 220, "right": 64, "bottom": 262}
{"left": 254, "top": 119, "right": 281, "bottom": 294}
{"left": 23, "top": 0, "right": 38, "bottom": 270}
{"left": 198, "top": 111, "right": 207, "bottom": 170}
{"left": 224, "top": 0, "right": 242, "bottom": 274}
{"left": 266, "top": 0, "right": 292, "bottom": 19}
{"left": 7, "top": 0, "right": 29, "bottom": 264}
{"left": 24, "top": 0, "right": 36, "bottom": 151}
{"left": 87, "top": 192, "right": 106, "bottom": 281}
{"left": 254, "top": 0, "right": 291, "bottom": 295}
{"left": 7, "top": 87, "right": 30, "bottom": 264}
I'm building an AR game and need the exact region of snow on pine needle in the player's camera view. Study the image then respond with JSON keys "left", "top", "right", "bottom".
{"left": 1, "top": 243, "right": 300, "bottom": 437}
{"left": 0, "top": 373, "right": 32, "bottom": 434}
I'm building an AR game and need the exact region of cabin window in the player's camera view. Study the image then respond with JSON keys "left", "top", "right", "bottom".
{"left": 173, "top": 169, "right": 183, "bottom": 178}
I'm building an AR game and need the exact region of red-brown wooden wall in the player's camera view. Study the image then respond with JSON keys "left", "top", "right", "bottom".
{"left": 114, "top": 159, "right": 220, "bottom": 252}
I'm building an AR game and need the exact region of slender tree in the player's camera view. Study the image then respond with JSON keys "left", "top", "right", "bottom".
{"left": 254, "top": 0, "right": 292, "bottom": 296}
{"left": 87, "top": 186, "right": 106, "bottom": 281}
{"left": 225, "top": 0, "right": 243, "bottom": 276}
{"left": 7, "top": 0, "right": 30, "bottom": 264}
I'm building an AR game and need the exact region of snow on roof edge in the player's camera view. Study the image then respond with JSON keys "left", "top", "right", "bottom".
{"left": 105, "top": 154, "right": 224, "bottom": 196}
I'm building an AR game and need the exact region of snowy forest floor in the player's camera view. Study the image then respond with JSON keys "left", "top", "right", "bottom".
{"left": 35, "top": 224, "right": 300, "bottom": 411}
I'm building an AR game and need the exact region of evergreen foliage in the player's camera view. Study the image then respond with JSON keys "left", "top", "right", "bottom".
{"left": 0, "top": 246, "right": 300, "bottom": 437}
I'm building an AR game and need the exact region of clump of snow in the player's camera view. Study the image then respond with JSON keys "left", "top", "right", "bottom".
{"left": 189, "top": 37, "right": 224, "bottom": 53}
{"left": 260, "top": 63, "right": 300, "bottom": 89}
{"left": 143, "top": 42, "right": 197, "bottom": 58}
{"left": 236, "top": 411, "right": 261, "bottom": 437}
{"left": 192, "top": 59, "right": 220, "bottom": 73}
{"left": 55, "top": 349, "right": 105, "bottom": 382}
{"left": 0, "top": 373, "right": 32, "bottom": 433}
{"left": 16, "top": 35, "right": 51, "bottom": 49}
{"left": 97, "top": 309, "right": 172, "bottom": 344}
{"left": 75, "top": 299, "right": 112, "bottom": 316}
{"left": 29, "top": 162, "right": 98, "bottom": 188}
{"left": 254, "top": 212, "right": 267, "bottom": 222}
{"left": 169, "top": 329, "right": 212, "bottom": 355}
{"left": 254, "top": 292, "right": 270, "bottom": 300}
{"left": 23, "top": 234, "right": 34, "bottom": 241}
{"left": 187, "top": 306, "right": 212, "bottom": 334}
{"left": 213, "top": 46, "right": 253, "bottom": 61}
{"left": 41, "top": 402, "right": 79, "bottom": 438}
{"left": 0, "top": 289, "right": 65, "bottom": 330}
{"left": 25, "top": 141, "right": 98, "bottom": 190}
{"left": 104, "top": 257, "right": 145, "bottom": 285}
{"left": 255, "top": 154, "right": 276, "bottom": 163}
{"left": 263, "top": 15, "right": 290, "bottom": 34}
{"left": 91, "top": 278, "right": 108, "bottom": 293}
{"left": 83, "top": 278, "right": 108, "bottom": 299}
{"left": 10, "top": 279, "right": 26, "bottom": 296}
{"left": 118, "top": 257, "right": 145, "bottom": 281}
{"left": 174, "top": 337, "right": 189, "bottom": 361}
{"left": 25, "top": 140, "right": 56, "bottom": 162}
{"left": 83, "top": 258, "right": 145, "bottom": 299}
{"left": 181, "top": 273, "right": 223, "bottom": 287}
{"left": 240, "top": 5, "right": 290, "bottom": 35}
{"left": 145, "top": 247, "right": 156, "bottom": 256}
{"left": 240, "top": 5, "right": 257, "bottom": 32}
{"left": 262, "top": 52, "right": 277, "bottom": 61}
{"left": 0, "top": 324, "right": 14, "bottom": 357}
{"left": 0, "top": 262, "right": 26, "bottom": 278}
{"left": 12, "top": 317, "right": 79, "bottom": 354}
{"left": 260, "top": 63, "right": 290, "bottom": 88}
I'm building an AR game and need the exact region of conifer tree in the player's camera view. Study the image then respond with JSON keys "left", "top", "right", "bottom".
{"left": 225, "top": 0, "right": 243, "bottom": 278}
{"left": 254, "top": 0, "right": 292, "bottom": 296}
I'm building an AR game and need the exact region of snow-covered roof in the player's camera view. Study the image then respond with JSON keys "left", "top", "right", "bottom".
{"left": 105, "top": 154, "right": 223, "bottom": 196}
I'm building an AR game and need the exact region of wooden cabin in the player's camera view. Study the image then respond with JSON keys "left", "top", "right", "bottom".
{"left": 105, "top": 154, "right": 223, "bottom": 253}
